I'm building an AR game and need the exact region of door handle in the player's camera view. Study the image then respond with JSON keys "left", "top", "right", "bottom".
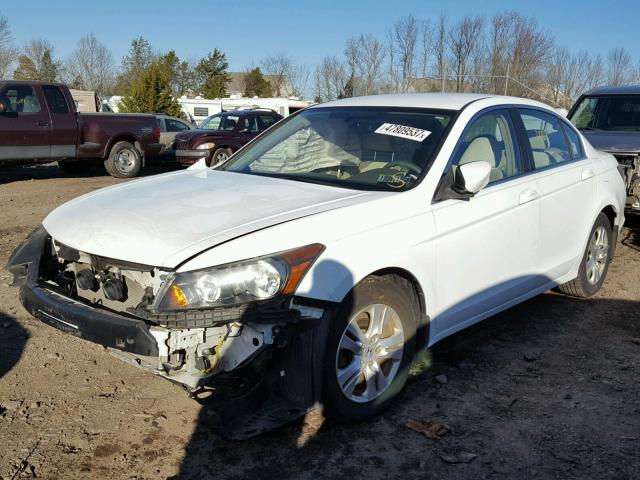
{"left": 581, "top": 169, "right": 595, "bottom": 181}
{"left": 519, "top": 189, "right": 540, "bottom": 205}
{"left": 36, "top": 121, "right": 49, "bottom": 127}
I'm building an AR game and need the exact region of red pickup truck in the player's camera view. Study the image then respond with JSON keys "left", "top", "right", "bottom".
{"left": 0, "top": 81, "right": 162, "bottom": 178}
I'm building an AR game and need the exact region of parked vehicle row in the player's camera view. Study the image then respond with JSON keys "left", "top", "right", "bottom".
{"left": 8, "top": 92, "right": 626, "bottom": 438}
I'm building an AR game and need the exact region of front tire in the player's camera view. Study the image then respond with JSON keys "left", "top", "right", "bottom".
{"left": 322, "top": 276, "right": 417, "bottom": 423}
{"left": 558, "top": 212, "right": 612, "bottom": 298}
{"left": 104, "top": 141, "right": 142, "bottom": 178}
{"left": 209, "top": 147, "right": 232, "bottom": 167}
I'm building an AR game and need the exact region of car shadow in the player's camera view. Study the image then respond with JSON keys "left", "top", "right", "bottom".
{"left": 622, "top": 214, "right": 640, "bottom": 251}
{"left": 171, "top": 243, "right": 640, "bottom": 480}
{"left": 0, "top": 160, "right": 182, "bottom": 185}
{"left": 0, "top": 311, "right": 29, "bottom": 380}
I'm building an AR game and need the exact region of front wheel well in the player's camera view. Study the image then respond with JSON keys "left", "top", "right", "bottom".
{"left": 601, "top": 205, "right": 617, "bottom": 230}
{"left": 368, "top": 268, "right": 429, "bottom": 347}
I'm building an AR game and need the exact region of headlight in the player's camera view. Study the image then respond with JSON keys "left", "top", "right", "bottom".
{"left": 154, "top": 243, "right": 324, "bottom": 311}
{"left": 196, "top": 142, "right": 215, "bottom": 150}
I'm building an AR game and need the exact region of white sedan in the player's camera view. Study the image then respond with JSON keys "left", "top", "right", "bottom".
{"left": 8, "top": 93, "right": 626, "bottom": 437}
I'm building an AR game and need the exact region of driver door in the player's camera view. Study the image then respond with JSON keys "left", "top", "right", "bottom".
{"left": 0, "top": 84, "right": 52, "bottom": 161}
{"left": 431, "top": 108, "right": 543, "bottom": 339}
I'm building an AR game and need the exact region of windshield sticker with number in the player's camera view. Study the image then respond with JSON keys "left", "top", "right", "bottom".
{"left": 374, "top": 123, "right": 431, "bottom": 142}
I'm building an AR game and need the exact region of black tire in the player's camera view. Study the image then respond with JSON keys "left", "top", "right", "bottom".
{"left": 322, "top": 276, "right": 417, "bottom": 423}
{"left": 58, "top": 160, "right": 91, "bottom": 175}
{"left": 104, "top": 141, "right": 142, "bottom": 178}
{"left": 558, "top": 212, "right": 613, "bottom": 298}
{"left": 209, "top": 147, "right": 233, "bottom": 167}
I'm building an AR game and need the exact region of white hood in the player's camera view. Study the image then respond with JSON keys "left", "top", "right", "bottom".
{"left": 43, "top": 169, "right": 375, "bottom": 268}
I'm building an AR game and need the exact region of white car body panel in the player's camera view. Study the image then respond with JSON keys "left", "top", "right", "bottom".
{"left": 41, "top": 93, "right": 627, "bottom": 349}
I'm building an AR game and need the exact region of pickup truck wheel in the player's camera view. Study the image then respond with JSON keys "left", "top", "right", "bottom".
{"left": 210, "top": 147, "right": 232, "bottom": 167}
{"left": 558, "top": 213, "right": 612, "bottom": 298}
{"left": 104, "top": 141, "right": 142, "bottom": 178}
{"left": 322, "top": 276, "right": 417, "bottom": 423}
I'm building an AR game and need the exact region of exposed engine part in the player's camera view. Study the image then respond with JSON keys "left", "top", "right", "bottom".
{"left": 613, "top": 153, "right": 640, "bottom": 210}
{"left": 109, "top": 322, "right": 280, "bottom": 388}
{"left": 75, "top": 269, "right": 98, "bottom": 291}
{"left": 102, "top": 277, "right": 127, "bottom": 301}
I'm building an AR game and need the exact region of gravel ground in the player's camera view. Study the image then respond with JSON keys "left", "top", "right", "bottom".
{"left": 1, "top": 164, "right": 639, "bottom": 480}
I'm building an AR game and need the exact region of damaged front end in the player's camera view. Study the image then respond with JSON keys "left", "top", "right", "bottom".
{"left": 7, "top": 227, "right": 333, "bottom": 438}
{"left": 610, "top": 151, "right": 640, "bottom": 211}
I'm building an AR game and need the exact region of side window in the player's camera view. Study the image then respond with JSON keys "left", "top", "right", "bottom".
{"left": 165, "top": 119, "right": 189, "bottom": 132}
{"left": 258, "top": 115, "right": 278, "bottom": 131}
{"left": 571, "top": 97, "right": 597, "bottom": 129}
{"left": 519, "top": 109, "right": 572, "bottom": 169}
{"left": 452, "top": 109, "right": 522, "bottom": 184}
{"left": 242, "top": 116, "right": 259, "bottom": 133}
{"left": 42, "top": 86, "right": 68, "bottom": 114}
{"left": 561, "top": 123, "right": 584, "bottom": 160}
{"left": 0, "top": 85, "right": 41, "bottom": 113}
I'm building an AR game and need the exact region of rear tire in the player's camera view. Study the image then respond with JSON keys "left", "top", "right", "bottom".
{"left": 322, "top": 276, "right": 417, "bottom": 423}
{"left": 558, "top": 212, "right": 612, "bottom": 298}
{"left": 104, "top": 141, "right": 142, "bottom": 178}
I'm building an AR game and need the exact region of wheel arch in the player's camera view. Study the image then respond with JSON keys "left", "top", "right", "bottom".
{"left": 105, "top": 135, "right": 142, "bottom": 161}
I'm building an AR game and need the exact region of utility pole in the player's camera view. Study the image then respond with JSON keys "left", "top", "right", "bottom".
{"left": 504, "top": 63, "right": 510, "bottom": 96}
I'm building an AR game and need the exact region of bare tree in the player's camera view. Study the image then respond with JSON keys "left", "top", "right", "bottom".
{"left": 287, "top": 62, "right": 311, "bottom": 98}
{"left": 433, "top": 15, "right": 447, "bottom": 92}
{"left": 607, "top": 47, "right": 631, "bottom": 86}
{"left": 344, "top": 34, "right": 386, "bottom": 96}
{"left": 419, "top": 20, "right": 433, "bottom": 80}
{"left": 391, "top": 15, "right": 419, "bottom": 92}
{"left": 261, "top": 52, "right": 292, "bottom": 96}
{"left": 313, "top": 56, "right": 348, "bottom": 102}
{"left": 448, "top": 15, "right": 484, "bottom": 92}
{"left": 62, "top": 34, "right": 115, "bottom": 93}
{"left": 0, "top": 13, "right": 17, "bottom": 78}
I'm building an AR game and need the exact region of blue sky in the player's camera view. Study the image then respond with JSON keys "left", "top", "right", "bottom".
{"left": 5, "top": 0, "right": 640, "bottom": 71}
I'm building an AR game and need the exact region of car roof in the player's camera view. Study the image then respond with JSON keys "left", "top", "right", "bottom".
{"left": 583, "top": 85, "right": 640, "bottom": 96}
{"left": 314, "top": 93, "right": 553, "bottom": 111}
{"left": 0, "top": 80, "right": 67, "bottom": 87}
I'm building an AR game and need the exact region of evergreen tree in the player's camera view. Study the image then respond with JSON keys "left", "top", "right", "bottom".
{"left": 243, "top": 67, "right": 272, "bottom": 97}
{"left": 115, "top": 37, "right": 155, "bottom": 94}
{"left": 40, "top": 49, "right": 58, "bottom": 81}
{"left": 195, "top": 49, "right": 230, "bottom": 99}
{"left": 118, "top": 58, "right": 182, "bottom": 118}
{"left": 13, "top": 55, "right": 38, "bottom": 80}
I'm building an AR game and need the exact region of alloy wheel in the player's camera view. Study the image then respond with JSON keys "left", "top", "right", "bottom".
{"left": 335, "top": 303, "right": 404, "bottom": 403}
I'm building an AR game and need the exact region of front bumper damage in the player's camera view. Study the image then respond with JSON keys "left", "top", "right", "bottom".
{"left": 7, "top": 227, "right": 334, "bottom": 439}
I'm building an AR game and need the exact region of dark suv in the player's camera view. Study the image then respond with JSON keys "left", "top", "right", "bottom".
{"left": 568, "top": 86, "right": 640, "bottom": 211}
{"left": 171, "top": 109, "right": 283, "bottom": 166}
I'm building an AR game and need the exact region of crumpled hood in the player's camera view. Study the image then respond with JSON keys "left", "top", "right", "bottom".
{"left": 43, "top": 169, "right": 374, "bottom": 268}
{"left": 582, "top": 131, "right": 640, "bottom": 153}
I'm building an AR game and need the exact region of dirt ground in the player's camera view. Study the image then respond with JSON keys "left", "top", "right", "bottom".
{"left": 0, "top": 163, "right": 639, "bottom": 480}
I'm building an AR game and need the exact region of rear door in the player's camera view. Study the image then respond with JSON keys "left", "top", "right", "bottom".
{"left": 515, "top": 108, "right": 597, "bottom": 280}
{"left": 432, "top": 108, "right": 542, "bottom": 338}
{"left": 0, "top": 84, "right": 51, "bottom": 160}
{"left": 42, "top": 85, "right": 76, "bottom": 158}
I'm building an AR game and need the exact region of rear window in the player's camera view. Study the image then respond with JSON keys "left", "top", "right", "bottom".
{"left": 43, "top": 86, "right": 69, "bottom": 114}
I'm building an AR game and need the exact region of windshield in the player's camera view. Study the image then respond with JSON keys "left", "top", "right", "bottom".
{"left": 199, "top": 114, "right": 240, "bottom": 131}
{"left": 570, "top": 95, "right": 640, "bottom": 131}
{"left": 220, "top": 107, "right": 454, "bottom": 191}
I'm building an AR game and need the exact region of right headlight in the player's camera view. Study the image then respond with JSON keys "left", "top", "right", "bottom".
{"left": 154, "top": 243, "right": 324, "bottom": 311}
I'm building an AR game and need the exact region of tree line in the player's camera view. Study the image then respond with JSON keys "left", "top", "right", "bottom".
{"left": 1, "top": 10, "right": 639, "bottom": 111}
{"left": 314, "top": 11, "right": 640, "bottom": 108}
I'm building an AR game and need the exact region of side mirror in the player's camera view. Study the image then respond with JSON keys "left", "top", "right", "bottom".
{"left": 454, "top": 160, "right": 492, "bottom": 195}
